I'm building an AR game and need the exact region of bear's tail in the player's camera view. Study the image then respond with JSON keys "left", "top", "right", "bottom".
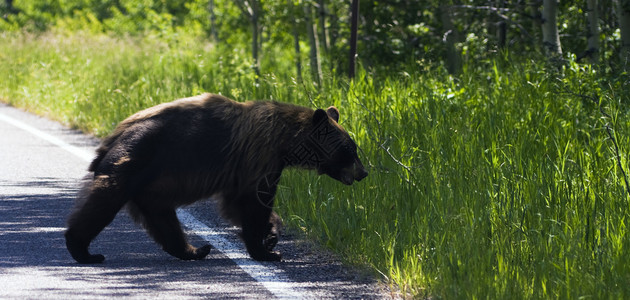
{"left": 88, "top": 146, "right": 108, "bottom": 172}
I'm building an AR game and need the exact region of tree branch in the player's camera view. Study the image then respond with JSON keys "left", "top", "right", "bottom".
{"left": 451, "top": 4, "right": 532, "bottom": 39}
{"left": 350, "top": 92, "right": 421, "bottom": 191}
{"left": 451, "top": 5, "right": 511, "bottom": 13}
{"left": 560, "top": 86, "right": 630, "bottom": 199}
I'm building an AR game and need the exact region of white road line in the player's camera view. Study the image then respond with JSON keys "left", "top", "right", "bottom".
{"left": 177, "top": 210, "right": 311, "bottom": 299}
{"left": 0, "top": 113, "right": 94, "bottom": 162}
{"left": 0, "top": 110, "right": 312, "bottom": 300}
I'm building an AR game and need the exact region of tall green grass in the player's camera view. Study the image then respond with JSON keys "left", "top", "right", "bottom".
{"left": 1, "top": 31, "right": 629, "bottom": 298}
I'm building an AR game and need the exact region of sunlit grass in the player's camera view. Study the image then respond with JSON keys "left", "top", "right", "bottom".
{"left": 1, "top": 31, "right": 629, "bottom": 298}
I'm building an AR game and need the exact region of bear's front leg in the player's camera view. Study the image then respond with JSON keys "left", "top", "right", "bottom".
{"left": 263, "top": 211, "right": 283, "bottom": 251}
{"left": 242, "top": 212, "right": 282, "bottom": 261}
{"left": 241, "top": 176, "right": 282, "bottom": 261}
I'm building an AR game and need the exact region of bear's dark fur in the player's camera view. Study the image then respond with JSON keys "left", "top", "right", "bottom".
{"left": 65, "top": 93, "right": 367, "bottom": 263}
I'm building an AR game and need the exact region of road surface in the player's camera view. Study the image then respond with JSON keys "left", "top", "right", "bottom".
{"left": 0, "top": 102, "right": 396, "bottom": 299}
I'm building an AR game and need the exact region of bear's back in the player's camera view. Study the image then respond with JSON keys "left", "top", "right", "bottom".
{"left": 89, "top": 94, "right": 240, "bottom": 172}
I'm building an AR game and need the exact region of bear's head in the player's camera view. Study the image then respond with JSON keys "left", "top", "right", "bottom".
{"left": 308, "top": 106, "right": 368, "bottom": 185}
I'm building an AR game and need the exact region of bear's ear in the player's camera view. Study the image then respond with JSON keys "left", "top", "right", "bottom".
{"left": 313, "top": 108, "right": 329, "bottom": 124}
{"left": 326, "top": 106, "right": 340, "bottom": 122}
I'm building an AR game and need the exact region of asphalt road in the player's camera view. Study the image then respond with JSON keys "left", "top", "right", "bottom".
{"left": 0, "top": 102, "right": 396, "bottom": 299}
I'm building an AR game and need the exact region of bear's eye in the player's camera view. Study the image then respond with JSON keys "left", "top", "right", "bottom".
{"left": 339, "top": 141, "right": 357, "bottom": 162}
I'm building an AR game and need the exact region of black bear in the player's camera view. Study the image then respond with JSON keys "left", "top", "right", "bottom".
{"left": 65, "top": 93, "right": 368, "bottom": 263}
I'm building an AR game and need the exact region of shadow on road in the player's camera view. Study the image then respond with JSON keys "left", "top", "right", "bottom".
{"left": 0, "top": 177, "right": 275, "bottom": 299}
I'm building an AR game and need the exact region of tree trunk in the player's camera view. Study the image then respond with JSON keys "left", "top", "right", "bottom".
{"left": 252, "top": 9, "right": 260, "bottom": 77}
{"left": 235, "top": 0, "right": 261, "bottom": 76}
{"left": 527, "top": 1, "right": 542, "bottom": 46}
{"left": 328, "top": 3, "right": 339, "bottom": 56}
{"left": 3, "top": 0, "right": 18, "bottom": 17}
{"left": 318, "top": 0, "right": 329, "bottom": 54}
{"left": 208, "top": 0, "right": 219, "bottom": 41}
{"left": 304, "top": 2, "right": 322, "bottom": 85}
{"left": 541, "top": 0, "right": 562, "bottom": 55}
{"left": 585, "top": 0, "right": 600, "bottom": 64}
{"left": 496, "top": 0, "right": 506, "bottom": 49}
{"left": 288, "top": 0, "right": 302, "bottom": 81}
{"left": 348, "top": 0, "right": 359, "bottom": 78}
{"left": 440, "top": 5, "right": 461, "bottom": 74}
{"left": 617, "top": 0, "right": 630, "bottom": 71}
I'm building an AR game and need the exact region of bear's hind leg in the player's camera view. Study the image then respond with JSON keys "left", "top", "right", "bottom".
{"left": 138, "top": 206, "right": 211, "bottom": 260}
{"left": 65, "top": 180, "right": 127, "bottom": 264}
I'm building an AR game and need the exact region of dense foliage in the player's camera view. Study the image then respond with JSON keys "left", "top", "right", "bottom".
{"left": 2, "top": 0, "right": 629, "bottom": 73}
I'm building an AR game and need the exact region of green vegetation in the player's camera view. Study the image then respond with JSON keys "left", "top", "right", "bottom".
{"left": 2, "top": 0, "right": 630, "bottom": 298}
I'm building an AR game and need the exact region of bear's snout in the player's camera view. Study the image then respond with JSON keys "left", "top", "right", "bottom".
{"left": 355, "top": 166, "right": 368, "bottom": 182}
{"left": 354, "top": 163, "right": 368, "bottom": 182}
{"left": 339, "top": 160, "right": 367, "bottom": 185}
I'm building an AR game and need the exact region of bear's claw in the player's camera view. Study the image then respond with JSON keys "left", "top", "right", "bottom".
{"left": 251, "top": 251, "right": 282, "bottom": 262}
{"left": 194, "top": 245, "right": 212, "bottom": 259}
{"left": 263, "top": 233, "right": 278, "bottom": 251}
{"left": 76, "top": 253, "right": 106, "bottom": 264}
